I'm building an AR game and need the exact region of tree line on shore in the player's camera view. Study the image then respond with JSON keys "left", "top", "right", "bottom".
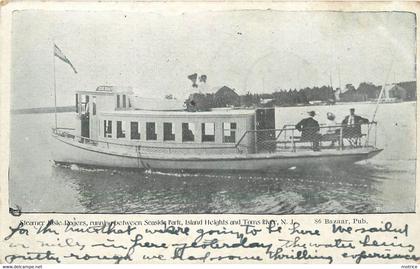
{"left": 184, "top": 81, "right": 416, "bottom": 111}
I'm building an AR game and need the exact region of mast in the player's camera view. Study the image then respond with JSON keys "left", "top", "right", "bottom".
{"left": 53, "top": 44, "right": 57, "bottom": 129}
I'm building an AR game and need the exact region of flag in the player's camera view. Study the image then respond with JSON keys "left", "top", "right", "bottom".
{"left": 54, "top": 44, "right": 78, "bottom": 74}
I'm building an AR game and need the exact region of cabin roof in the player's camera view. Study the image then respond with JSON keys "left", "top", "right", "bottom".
{"left": 131, "top": 96, "right": 185, "bottom": 111}
{"left": 77, "top": 86, "right": 134, "bottom": 95}
{"left": 100, "top": 109, "right": 255, "bottom": 118}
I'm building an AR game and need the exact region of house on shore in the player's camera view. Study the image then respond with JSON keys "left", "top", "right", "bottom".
{"left": 214, "top": 86, "right": 240, "bottom": 107}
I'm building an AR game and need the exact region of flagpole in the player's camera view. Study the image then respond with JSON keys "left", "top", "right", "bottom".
{"left": 365, "top": 57, "right": 394, "bottom": 146}
{"left": 53, "top": 44, "right": 57, "bottom": 129}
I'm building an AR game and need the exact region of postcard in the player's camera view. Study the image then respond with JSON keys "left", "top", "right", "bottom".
{"left": 0, "top": 1, "right": 419, "bottom": 265}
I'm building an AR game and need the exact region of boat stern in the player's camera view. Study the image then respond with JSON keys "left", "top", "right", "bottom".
{"left": 366, "top": 147, "right": 384, "bottom": 159}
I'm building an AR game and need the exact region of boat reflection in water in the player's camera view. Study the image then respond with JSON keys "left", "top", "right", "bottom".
{"left": 52, "top": 86, "right": 382, "bottom": 171}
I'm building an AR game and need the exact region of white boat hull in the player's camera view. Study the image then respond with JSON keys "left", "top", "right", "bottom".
{"left": 52, "top": 134, "right": 383, "bottom": 171}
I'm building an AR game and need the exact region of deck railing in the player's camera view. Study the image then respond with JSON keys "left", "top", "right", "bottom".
{"left": 235, "top": 122, "right": 378, "bottom": 153}
{"left": 53, "top": 122, "right": 377, "bottom": 156}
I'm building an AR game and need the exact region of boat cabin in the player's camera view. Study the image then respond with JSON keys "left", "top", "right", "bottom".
{"left": 57, "top": 85, "right": 379, "bottom": 163}
{"left": 51, "top": 86, "right": 380, "bottom": 170}
{"left": 74, "top": 86, "right": 270, "bottom": 154}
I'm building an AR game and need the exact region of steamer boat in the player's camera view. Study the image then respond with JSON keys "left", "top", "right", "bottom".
{"left": 52, "top": 86, "right": 382, "bottom": 170}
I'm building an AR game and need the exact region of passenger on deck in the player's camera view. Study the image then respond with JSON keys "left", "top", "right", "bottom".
{"left": 342, "top": 108, "right": 369, "bottom": 137}
{"left": 324, "top": 112, "right": 339, "bottom": 147}
{"left": 326, "top": 112, "right": 338, "bottom": 134}
{"left": 295, "top": 111, "right": 321, "bottom": 151}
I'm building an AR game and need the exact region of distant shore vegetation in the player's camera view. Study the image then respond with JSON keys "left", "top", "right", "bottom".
{"left": 11, "top": 81, "right": 416, "bottom": 114}
{"left": 11, "top": 106, "right": 75, "bottom": 114}
{"left": 185, "top": 81, "right": 416, "bottom": 111}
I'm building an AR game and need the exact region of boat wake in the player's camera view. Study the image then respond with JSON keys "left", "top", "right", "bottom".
{"left": 52, "top": 161, "right": 108, "bottom": 173}
{"left": 52, "top": 158, "right": 415, "bottom": 192}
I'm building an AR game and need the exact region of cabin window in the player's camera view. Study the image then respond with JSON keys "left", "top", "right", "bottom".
{"left": 117, "top": 121, "right": 127, "bottom": 138}
{"left": 182, "top": 123, "right": 195, "bottom": 142}
{"left": 201, "top": 123, "right": 215, "bottom": 142}
{"left": 92, "top": 96, "right": 96, "bottom": 115}
{"left": 128, "top": 98, "right": 131, "bottom": 108}
{"left": 81, "top": 95, "right": 89, "bottom": 114}
{"left": 85, "top": 95, "right": 89, "bottom": 113}
{"left": 81, "top": 94, "right": 89, "bottom": 103}
{"left": 223, "top": 122, "right": 236, "bottom": 143}
{"left": 122, "top": 95, "right": 126, "bottom": 108}
{"left": 75, "top": 94, "right": 79, "bottom": 113}
{"left": 130, "top": 122, "right": 140, "bottom": 140}
{"left": 146, "top": 122, "right": 157, "bottom": 140}
{"left": 163, "top": 122, "right": 175, "bottom": 141}
{"left": 117, "top": 95, "right": 120, "bottom": 108}
{"left": 104, "top": 120, "right": 112, "bottom": 138}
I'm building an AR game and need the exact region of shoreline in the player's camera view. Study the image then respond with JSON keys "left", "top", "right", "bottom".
{"left": 10, "top": 100, "right": 416, "bottom": 115}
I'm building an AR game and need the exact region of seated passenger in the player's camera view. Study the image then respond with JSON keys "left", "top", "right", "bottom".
{"left": 325, "top": 112, "right": 339, "bottom": 134}
{"left": 324, "top": 112, "right": 339, "bottom": 147}
{"left": 341, "top": 108, "right": 369, "bottom": 137}
{"left": 295, "top": 111, "right": 321, "bottom": 151}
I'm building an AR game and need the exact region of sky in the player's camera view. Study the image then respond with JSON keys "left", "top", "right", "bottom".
{"left": 11, "top": 9, "right": 416, "bottom": 109}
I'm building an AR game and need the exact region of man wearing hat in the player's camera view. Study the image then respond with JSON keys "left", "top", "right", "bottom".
{"left": 295, "top": 111, "right": 321, "bottom": 151}
{"left": 342, "top": 108, "right": 369, "bottom": 138}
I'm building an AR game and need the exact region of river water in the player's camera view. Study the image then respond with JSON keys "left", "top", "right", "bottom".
{"left": 9, "top": 102, "right": 416, "bottom": 214}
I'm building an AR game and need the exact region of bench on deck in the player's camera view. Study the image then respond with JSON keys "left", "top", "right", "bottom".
{"left": 256, "top": 132, "right": 367, "bottom": 152}
{"left": 291, "top": 133, "right": 366, "bottom": 147}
